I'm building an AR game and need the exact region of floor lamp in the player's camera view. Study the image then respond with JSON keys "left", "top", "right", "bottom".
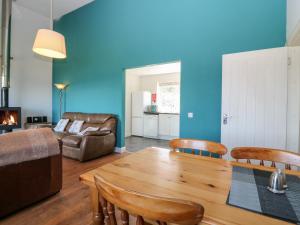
{"left": 54, "top": 83, "right": 67, "bottom": 119}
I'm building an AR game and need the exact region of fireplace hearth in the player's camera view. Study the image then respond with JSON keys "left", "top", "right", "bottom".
{"left": 0, "top": 107, "right": 21, "bottom": 131}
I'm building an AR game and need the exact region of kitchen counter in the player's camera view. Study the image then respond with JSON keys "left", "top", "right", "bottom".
{"left": 144, "top": 112, "right": 180, "bottom": 115}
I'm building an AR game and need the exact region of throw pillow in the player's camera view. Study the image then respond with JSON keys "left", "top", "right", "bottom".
{"left": 54, "top": 119, "right": 69, "bottom": 132}
{"left": 68, "top": 120, "right": 84, "bottom": 134}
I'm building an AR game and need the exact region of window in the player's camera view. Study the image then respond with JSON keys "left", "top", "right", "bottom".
{"left": 157, "top": 82, "right": 180, "bottom": 113}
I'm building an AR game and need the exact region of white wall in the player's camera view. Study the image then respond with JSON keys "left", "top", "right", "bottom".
{"left": 140, "top": 73, "right": 180, "bottom": 93}
{"left": 125, "top": 74, "right": 140, "bottom": 137}
{"left": 287, "top": 0, "right": 300, "bottom": 45}
{"left": 9, "top": 3, "right": 52, "bottom": 126}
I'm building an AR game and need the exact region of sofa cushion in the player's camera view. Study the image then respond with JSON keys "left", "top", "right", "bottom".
{"left": 84, "top": 130, "right": 111, "bottom": 136}
{"left": 78, "top": 127, "right": 99, "bottom": 136}
{"left": 62, "top": 135, "right": 82, "bottom": 148}
{"left": 54, "top": 132, "right": 68, "bottom": 141}
{"left": 63, "top": 112, "right": 113, "bottom": 124}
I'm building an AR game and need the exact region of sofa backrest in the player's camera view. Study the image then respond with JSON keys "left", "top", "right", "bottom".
{"left": 0, "top": 128, "right": 60, "bottom": 167}
{"left": 62, "top": 112, "right": 117, "bottom": 133}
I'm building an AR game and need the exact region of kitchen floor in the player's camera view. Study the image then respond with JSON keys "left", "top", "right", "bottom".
{"left": 125, "top": 136, "right": 170, "bottom": 152}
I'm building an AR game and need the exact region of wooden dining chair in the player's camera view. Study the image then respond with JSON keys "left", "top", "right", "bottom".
{"left": 231, "top": 147, "right": 300, "bottom": 170}
{"left": 94, "top": 175, "right": 204, "bottom": 225}
{"left": 169, "top": 138, "right": 227, "bottom": 158}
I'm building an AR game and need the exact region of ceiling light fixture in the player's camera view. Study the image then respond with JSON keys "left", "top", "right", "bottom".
{"left": 32, "top": 0, "right": 66, "bottom": 59}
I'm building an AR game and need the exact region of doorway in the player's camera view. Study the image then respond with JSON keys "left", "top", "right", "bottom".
{"left": 124, "top": 61, "right": 181, "bottom": 152}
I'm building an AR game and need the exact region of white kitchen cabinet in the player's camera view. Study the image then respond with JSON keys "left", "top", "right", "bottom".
{"left": 131, "top": 91, "right": 151, "bottom": 136}
{"left": 170, "top": 115, "right": 180, "bottom": 137}
{"left": 132, "top": 117, "right": 143, "bottom": 136}
{"left": 159, "top": 114, "right": 179, "bottom": 140}
{"left": 143, "top": 114, "right": 158, "bottom": 138}
{"left": 132, "top": 91, "right": 151, "bottom": 117}
{"left": 158, "top": 114, "right": 170, "bottom": 136}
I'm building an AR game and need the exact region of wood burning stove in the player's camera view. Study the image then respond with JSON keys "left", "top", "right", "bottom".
{"left": 0, "top": 107, "right": 21, "bottom": 131}
{"left": 0, "top": 2, "right": 20, "bottom": 133}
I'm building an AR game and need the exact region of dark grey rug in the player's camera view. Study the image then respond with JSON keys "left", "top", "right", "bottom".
{"left": 227, "top": 166, "right": 300, "bottom": 224}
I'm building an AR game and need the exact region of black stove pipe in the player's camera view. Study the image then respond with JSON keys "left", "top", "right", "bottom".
{"left": 1, "top": 0, "right": 12, "bottom": 108}
{"left": 1, "top": 88, "right": 9, "bottom": 107}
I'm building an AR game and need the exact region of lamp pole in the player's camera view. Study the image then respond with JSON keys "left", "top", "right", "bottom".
{"left": 54, "top": 83, "right": 67, "bottom": 120}
{"left": 59, "top": 89, "right": 63, "bottom": 119}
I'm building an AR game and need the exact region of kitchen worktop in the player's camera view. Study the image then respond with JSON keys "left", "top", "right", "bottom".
{"left": 144, "top": 112, "right": 180, "bottom": 115}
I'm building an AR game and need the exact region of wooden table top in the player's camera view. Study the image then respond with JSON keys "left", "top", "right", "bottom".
{"left": 80, "top": 147, "right": 300, "bottom": 225}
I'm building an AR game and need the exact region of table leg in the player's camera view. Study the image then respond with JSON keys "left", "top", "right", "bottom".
{"left": 89, "top": 186, "right": 104, "bottom": 225}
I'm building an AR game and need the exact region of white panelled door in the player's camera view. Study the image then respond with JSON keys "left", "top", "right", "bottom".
{"left": 221, "top": 47, "right": 288, "bottom": 159}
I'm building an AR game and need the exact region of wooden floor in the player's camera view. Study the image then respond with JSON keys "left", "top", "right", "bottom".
{"left": 0, "top": 153, "right": 128, "bottom": 225}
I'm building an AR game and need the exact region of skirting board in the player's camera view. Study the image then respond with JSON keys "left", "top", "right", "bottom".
{"left": 114, "top": 146, "right": 126, "bottom": 153}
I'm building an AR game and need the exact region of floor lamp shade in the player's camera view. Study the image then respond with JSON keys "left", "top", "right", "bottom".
{"left": 54, "top": 83, "right": 67, "bottom": 119}
{"left": 33, "top": 29, "right": 66, "bottom": 59}
{"left": 54, "top": 83, "right": 67, "bottom": 90}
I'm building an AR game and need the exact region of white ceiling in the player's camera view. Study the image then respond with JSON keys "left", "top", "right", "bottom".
{"left": 126, "top": 62, "right": 181, "bottom": 77}
{"left": 287, "top": 23, "right": 300, "bottom": 46}
{"left": 15, "top": 0, "right": 94, "bottom": 20}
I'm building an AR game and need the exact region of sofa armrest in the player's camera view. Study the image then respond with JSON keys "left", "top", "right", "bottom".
{"left": 79, "top": 133, "right": 115, "bottom": 161}
{"left": 84, "top": 130, "right": 111, "bottom": 136}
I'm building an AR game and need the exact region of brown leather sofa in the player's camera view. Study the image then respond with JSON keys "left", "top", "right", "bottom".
{"left": 0, "top": 128, "right": 62, "bottom": 218}
{"left": 54, "top": 112, "right": 117, "bottom": 162}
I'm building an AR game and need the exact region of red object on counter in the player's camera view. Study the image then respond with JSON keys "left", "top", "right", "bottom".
{"left": 151, "top": 93, "right": 157, "bottom": 103}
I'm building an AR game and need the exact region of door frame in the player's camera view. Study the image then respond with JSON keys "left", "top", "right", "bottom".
{"left": 123, "top": 61, "right": 181, "bottom": 147}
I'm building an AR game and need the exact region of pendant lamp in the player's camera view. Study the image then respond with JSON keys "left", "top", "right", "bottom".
{"left": 32, "top": 0, "right": 66, "bottom": 59}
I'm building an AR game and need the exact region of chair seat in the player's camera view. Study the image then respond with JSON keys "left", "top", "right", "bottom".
{"left": 62, "top": 135, "right": 82, "bottom": 148}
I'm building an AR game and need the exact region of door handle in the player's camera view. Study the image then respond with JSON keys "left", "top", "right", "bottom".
{"left": 223, "top": 114, "right": 232, "bottom": 125}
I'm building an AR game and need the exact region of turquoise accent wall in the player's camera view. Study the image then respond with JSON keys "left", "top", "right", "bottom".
{"left": 53, "top": 0, "right": 286, "bottom": 148}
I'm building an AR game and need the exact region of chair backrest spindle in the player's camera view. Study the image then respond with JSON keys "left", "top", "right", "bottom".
{"left": 136, "top": 216, "right": 144, "bottom": 225}
{"left": 107, "top": 202, "right": 117, "bottom": 225}
{"left": 120, "top": 209, "right": 129, "bottom": 225}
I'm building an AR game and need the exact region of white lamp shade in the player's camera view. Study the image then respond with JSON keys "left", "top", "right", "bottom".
{"left": 33, "top": 29, "right": 67, "bottom": 59}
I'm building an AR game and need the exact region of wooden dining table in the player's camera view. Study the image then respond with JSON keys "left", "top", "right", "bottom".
{"left": 79, "top": 147, "right": 300, "bottom": 225}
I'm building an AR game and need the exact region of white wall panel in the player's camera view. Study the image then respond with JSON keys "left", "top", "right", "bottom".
{"left": 287, "top": 47, "right": 300, "bottom": 153}
{"left": 222, "top": 48, "right": 288, "bottom": 158}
